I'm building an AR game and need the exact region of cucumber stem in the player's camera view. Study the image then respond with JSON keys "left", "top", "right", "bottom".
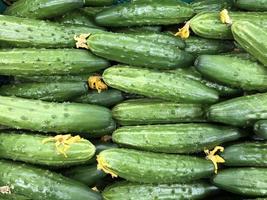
{"left": 220, "top": 9, "right": 232, "bottom": 24}
{"left": 88, "top": 76, "right": 108, "bottom": 93}
{"left": 175, "top": 21, "right": 191, "bottom": 39}
{"left": 74, "top": 33, "right": 91, "bottom": 49}
{"left": 204, "top": 146, "right": 225, "bottom": 174}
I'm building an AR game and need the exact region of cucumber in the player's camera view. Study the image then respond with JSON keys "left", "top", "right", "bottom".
{"left": 207, "top": 92, "right": 267, "bottom": 127}
{"left": 0, "top": 194, "right": 31, "bottom": 200}
{"left": 0, "top": 131, "right": 95, "bottom": 167}
{"left": 254, "top": 120, "right": 267, "bottom": 139}
{"left": 221, "top": 142, "right": 267, "bottom": 167}
{"left": 195, "top": 55, "right": 267, "bottom": 91}
{"left": 191, "top": 0, "right": 234, "bottom": 13}
{"left": 232, "top": 21, "right": 267, "bottom": 66}
{"left": 73, "top": 89, "right": 124, "bottom": 107}
{"left": 103, "top": 181, "right": 219, "bottom": 200}
{"left": 103, "top": 65, "right": 219, "bottom": 104}
{"left": 0, "top": 160, "right": 101, "bottom": 200}
{"left": 112, "top": 99, "right": 206, "bottom": 125}
{"left": 95, "top": 0, "right": 194, "bottom": 26}
{"left": 0, "top": 95, "right": 112, "bottom": 134}
{"left": 0, "top": 15, "right": 103, "bottom": 48}
{"left": 82, "top": 7, "right": 110, "bottom": 17}
{"left": 212, "top": 168, "right": 267, "bottom": 197}
{"left": 97, "top": 148, "right": 214, "bottom": 183}
{"left": 0, "top": 49, "right": 109, "bottom": 76}
{"left": 113, "top": 26, "right": 162, "bottom": 33}
{"left": 0, "top": 82, "right": 88, "bottom": 102}
{"left": 86, "top": 32, "right": 194, "bottom": 69}
{"left": 88, "top": 119, "right": 116, "bottom": 138}
{"left": 112, "top": 123, "right": 244, "bottom": 153}
{"left": 85, "top": 0, "right": 114, "bottom": 6}
{"left": 4, "top": 0, "right": 84, "bottom": 19}
{"left": 235, "top": 0, "right": 267, "bottom": 11}
{"left": 190, "top": 12, "right": 267, "bottom": 39}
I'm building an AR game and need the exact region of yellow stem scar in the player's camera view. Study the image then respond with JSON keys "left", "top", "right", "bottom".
{"left": 175, "top": 21, "right": 191, "bottom": 39}
{"left": 0, "top": 186, "right": 11, "bottom": 194}
{"left": 74, "top": 33, "right": 91, "bottom": 49}
{"left": 97, "top": 155, "right": 118, "bottom": 178}
{"left": 220, "top": 9, "right": 232, "bottom": 24}
{"left": 88, "top": 76, "right": 108, "bottom": 93}
{"left": 204, "top": 146, "right": 225, "bottom": 174}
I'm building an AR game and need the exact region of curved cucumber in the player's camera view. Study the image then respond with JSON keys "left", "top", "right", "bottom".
{"left": 191, "top": 0, "right": 234, "bottom": 13}
{"left": 0, "top": 132, "right": 95, "bottom": 167}
{"left": 213, "top": 168, "right": 267, "bottom": 197}
{"left": 103, "top": 181, "right": 219, "bottom": 200}
{"left": 235, "top": 0, "right": 267, "bottom": 11}
{"left": 221, "top": 142, "right": 267, "bottom": 167}
{"left": 0, "top": 95, "right": 112, "bottom": 134}
{"left": 103, "top": 65, "right": 219, "bottom": 104}
{"left": 87, "top": 32, "right": 193, "bottom": 69}
{"left": 112, "top": 123, "right": 244, "bottom": 153}
{"left": 254, "top": 120, "right": 267, "bottom": 139}
{"left": 0, "top": 160, "right": 101, "bottom": 200}
{"left": 85, "top": 0, "right": 114, "bottom": 6}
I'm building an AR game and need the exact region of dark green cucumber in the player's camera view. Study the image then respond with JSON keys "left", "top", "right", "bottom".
{"left": 73, "top": 89, "right": 124, "bottom": 107}
{"left": 0, "top": 132, "right": 95, "bottom": 167}
{"left": 195, "top": 55, "right": 267, "bottom": 91}
{"left": 112, "top": 99, "right": 206, "bottom": 125}
{"left": 221, "top": 142, "right": 267, "bottom": 167}
{"left": 191, "top": 0, "right": 234, "bottom": 13}
{"left": 82, "top": 6, "right": 110, "bottom": 17}
{"left": 97, "top": 148, "right": 214, "bottom": 183}
{"left": 86, "top": 32, "right": 193, "bottom": 69}
{"left": 213, "top": 168, "right": 267, "bottom": 197}
{"left": 232, "top": 21, "right": 267, "bottom": 66}
{"left": 4, "top": 0, "right": 84, "bottom": 19}
{"left": 254, "top": 120, "right": 267, "bottom": 139}
{"left": 103, "top": 181, "right": 219, "bottom": 200}
{"left": 112, "top": 123, "right": 244, "bottom": 153}
{"left": 103, "top": 65, "right": 219, "bottom": 104}
{"left": 85, "top": 0, "right": 114, "bottom": 6}
{"left": 88, "top": 119, "right": 116, "bottom": 138}
{"left": 235, "top": 0, "right": 267, "bottom": 11}
{"left": 0, "top": 95, "right": 112, "bottom": 134}
{"left": 0, "top": 15, "right": 103, "bottom": 48}
{"left": 0, "top": 194, "right": 31, "bottom": 200}
{"left": 207, "top": 92, "right": 267, "bottom": 127}
{"left": 190, "top": 12, "right": 267, "bottom": 39}
{"left": 113, "top": 26, "right": 162, "bottom": 33}
{"left": 0, "top": 49, "right": 109, "bottom": 76}
{"left": 0, "top": 82, "right": 88, "bottom": 102}
{"left": 0, "top": 160, "right": 101, "bottom": 200}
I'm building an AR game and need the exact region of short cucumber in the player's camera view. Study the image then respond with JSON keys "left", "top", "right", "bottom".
{"left": 212, "top": 168, "right": 267, "bottom": 197}
{"left": 0, "top": 160, "right": 101, "bottom": 200}
{"left": 103, "top": 65, "right": 219, "bottom": 104}
{"left": 221, "top": 142, "right": 267, "bottom": 167}
{"left": 85, "top": 0, "right": 115, "bottom": 6}
{"left": 254, "top": 120, "right": 267, "bottom": 139}
{"left": 235, "top": 0, "right": 267, "bottom": 11}
{"left": 103, "top": 181, "right": 219, "bottom": 200}
{"left": 97, "top": 148, "right": 214, "bottom": 183}
{"left": 191, "top": 0, "right": 234, "bottom": 13}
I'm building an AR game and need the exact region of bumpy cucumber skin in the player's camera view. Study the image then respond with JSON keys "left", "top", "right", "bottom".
{"left": 95, "top": 0, "right": 194, "bottom": 26}
{"left": 98, "top": 148, "right": 214, "bottom": 183}
{"left": 235, "top": 0, "right": 267, "bottom": 11}
{"left": 221, "top": 142, "right": 267, "bottom": 167}
{"left": 254, "top": 120, "right": 267, "bottom": 139}
{"left": 112, "top": 123, "right": 244, "bottom": 153}
{"left": 0, "top": 15, "right": 103, "bottom": 48}
{"left": 232, "top": 21, "right": 267, "bottom": 66}
{"left": 103, "top": 65, "right": 219, "bottom": 104}
{"left": 213, "top": 168, "right": 267, "bottom": 197}
{"left": 4, "top": 0, "right": 84, "bottom": 19}
{"left": 87, "top": 32, "right": 193, "bottom": 69}
{"left": 103, "top": 181, "right": 219, "bottom": 200}
{"left": 85, "top": 0, "right": 114, "bottom": 6}
{"left": 0, "top": 49, "right": 109, "bottom": 76}
{"left": 191, "top": 0, "right": 234, "bottom": 13}
{"left": 190, "top": 12, "right": 267, "bottom": 39}
{"left": 207, "top": 93, "right": 267, "bottom": 127}
{"left": 0, "top": 96, "right": 112, "bottom": 134}
{"left": 195, "top": 55, "right": 267, "bottom": 91}
{"left": 0, "top": 132, "right": 95, "bottom": 166}
{"left": 0, "top": 160, "right": 101, "bottom": 200}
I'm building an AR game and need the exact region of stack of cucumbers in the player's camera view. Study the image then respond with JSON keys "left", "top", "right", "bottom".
{"left": 0, "top": 0, "right": 266, "bottom": 199}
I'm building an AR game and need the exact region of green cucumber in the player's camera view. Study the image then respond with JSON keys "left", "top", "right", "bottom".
{"left": 88, "top": 119, "right": 116, "bottom": 138}
{"left": 97, "top": 148, "right": 214, "bottom": 183}
{"left": 0, "top": 95, "right": 112, "bottom": 134}
{"left": 212, "top": 168, "right": 267, "bottom": 197}
{"left": 232, "top": 21, "right": 267, "bottom": 66}
{"left": 0, "top": 82, "right": 88, "bottom": 102}
{"left": 235, "top": 0, "right": 267, "bottom": 11}
{"left": 221, "top": 142, "right": 267, "bottom": 167}
{"left": 112, "top": 99, "right": 206, "bottom": 125}
{"left": 190, "top": 12, "right": 267, "bottom": 39}
{"left": 195, "top": 55, "right": 267, "bottom": 91}
{"left": 86, "top": 32, "right": 194, "bottom": 69}
{"left": 103, "top": 181, "right": 219, "bottom": 200}
{"left": 191, "top": 0, "right": 234, "bottom": 13}
{"left": 254, "top": 120, "right": 267, "bottom": 139}
{"left": 0, "top": 194, "right": 31, "bottom": 200}
{"left": 0, "top": 160, "right": 101, "bottom": 200}
{"left": 207, "top": 92, "right": 267, "bottom": 127}
{"left": 73, "top": 89, "right": 124, "bottom": 107}
{"left": 4, "top": 0, "right": 84, "bottom": 19}
{"left": 113, "top": 26, "right": 162, "bottom": 33}
{"left": 85, "top": 0, "right": 114, "bottom": 6}
{"left": 82, "top": 7, "right": 110, "bottom": 17}
{"left": 112, "top": 123, "right": 244, "bottom": 153}
{"left": 0, "top": 49, "right": 109, "bottom": 76}
{"left": 0, "top": 15, "right": 103, "bottom": 48}
{"left": 0, "top": 132, "right": 95, "bottom": 167}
